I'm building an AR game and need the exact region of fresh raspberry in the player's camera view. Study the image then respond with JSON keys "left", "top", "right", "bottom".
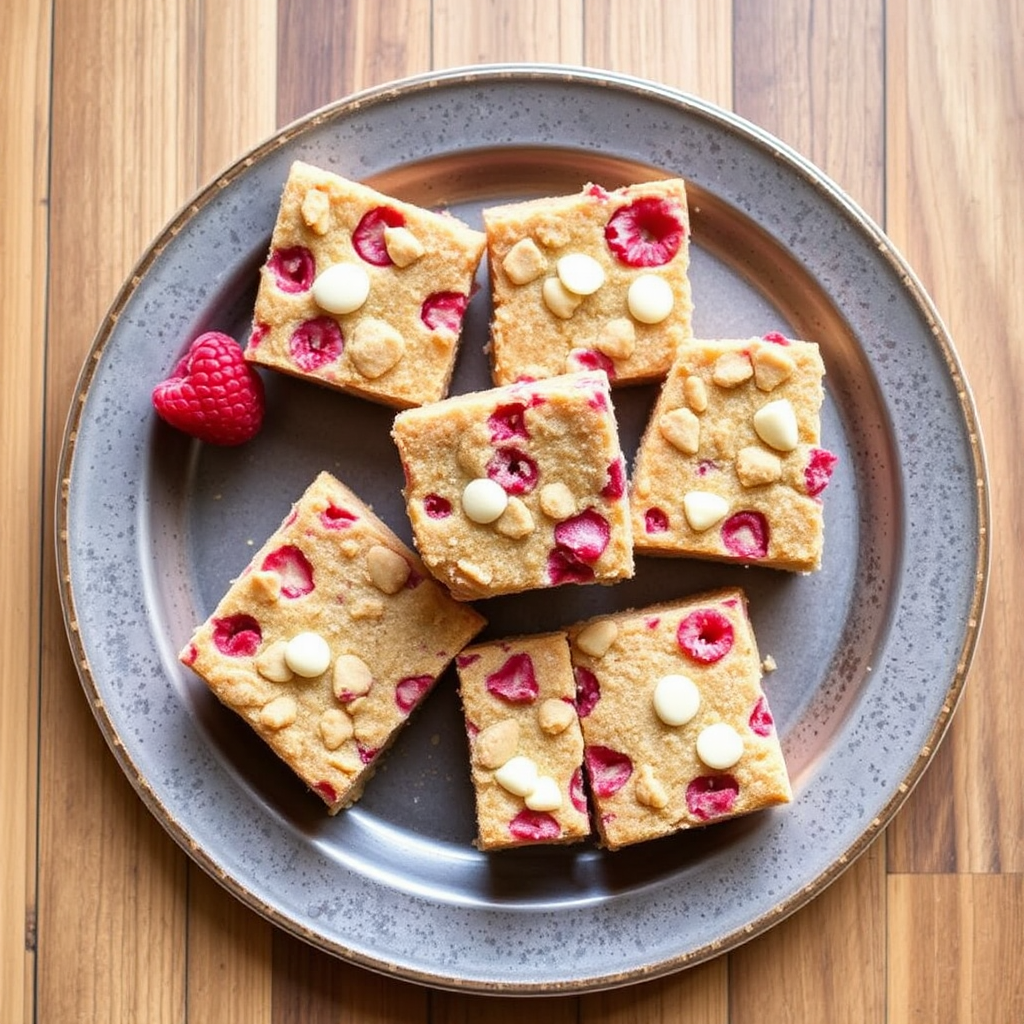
{"left": 421, "top": 291, "right": 469, "bottom": 333}
{"left": 152, "top": 332, "right": 265, "bottom": 446}
{"left": 395, "top": 675, "right": 433, "bottom": 713}
{"left": 677, "top": 608, "right": 734, "bottom": 663}
{"left": 352, "top": 206, "right": 405, "bottom": 265}
{"left": 485, "top": 653, "right": 539, "bottom": 703}
{"left": 212, "top": 614, "right": 262, "bottom": 657}
{"left": 749, "top": 696, "right": 775, "bottom": 736}
{"left": 805, "top": 448, "right": 838, "bottom": 496}
{"left": 289, "top": 317, "right": 343, "bottom": 372}
{"left": 261, "top": 545, "right": 314, "bottom": 598}
{"left": 486, "top": 447, "right": 539, "bottom": 495}
{"left": 601, "top": 458, "right": 626, "bottom": 499}
{"left": 488, "top": 403, "right": 530, "bottom": 441}
{"left": 721, "top": 510, "right": 769, "bottom": 559}
{"left": 423, "top": 493, "right": 452, "bottom": 518}
{"left": 267, "top": 246, "right": 315, "bottom": 292}
{"left": 569, "top": 767, "right": 588, "bottom": 814}
{"left": 574, "top": 666, "right": 600, "bottom": 717}
{"left": 546, "top": 548, "right": 594, "bottom": 586}
{"left": 644, "top": 507, "right": 669, "bottom": 533}
{"left": 553, "top": 509, "right": 610, "bottom": 562}
{"left": 605, "top": 197, "right": 685, "bottom": 267}
{"left": 685, "top": 775, "right": 739, "bottom": 820}
{"left": 509, "top": 809, "right": 561, "bottom": 842}
{"left": 320, "top": 504, "right": 358, "bottom": 530}
{"left": 585, "top": 745, "right": 633, "bottom": 797}
{"left": 313, "top": 781, "right": 338, "bottom": 804}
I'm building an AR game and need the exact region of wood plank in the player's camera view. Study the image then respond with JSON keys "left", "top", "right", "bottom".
{"left": 430, "top": 991, "right": 578, "bottom": 1024}
{"left": 1, "top": 2, "right": 51, "bottom": 1022}
{"left": 884, "top": 0, "right": 1023, "bottom": 876}
{"left": 579, "top": 960, "right": 727, "bottom": 1024}
{"left": 888, "top": 873, "right": 1024, "bottom": 1022}
{"left": 276, "top": 0, "right": 432, "bottom": 127}
{"left": 583, "top": 0, "right": 732, "bottom": 111}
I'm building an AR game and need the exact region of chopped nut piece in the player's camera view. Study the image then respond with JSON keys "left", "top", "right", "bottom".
{"left": 327, "top": 751, "right": 362, "bottom": 775}
{"left": 502, "top": 237, "right": 547, "bottom": 284}
{"left": 347, "top": 597, "right": 385, "bottom": 620}
{"left": 658, "top": 407, "right": 700, "bottom": 454}
{"left": 683, "top": 374, "right": 708, "bottom": 412}
{"left": 712, "top": 350, "right": 754, "bottom": 388}
{"left": 247, "top": 570, "right": 282, "bottom": 603}
{"left": 383, "top": 225, "right": 425, "bottom": 267}
{"left": 494, "top": 497, "right": 535, "bottom": 539}
{"left": 762, "top": 654, "right": 778, "bottom": 673}
{"left": 456, "top": 558, "right": 493, "bottom": 586}
{"left": 348, "top": 318, "right": 405, "bottom": 380}
{"left": 260, "top": 695, "right": 298, "bottom": 730}
{"left": 366, "top": 544, "right": 410, "bottom": 594}
{"left": 575, "top": 619, "right": 618, "bottom": 658}
{"left": 255, "top": 640, "right": 293, "bottom": 683}
{"left": 736, "top": 446, "right": 783, "bottom": 487}
{"left": 541, "top": 276, "right": 583, "bottom": 319}
{"left": 635, "top": 764, "right": 669, "bottom": 809}
{"left": 752, "top": 344, "right": 796, "bottom": 391}
{"left": 594, "top": 317, "right": 636, "bottom": 360}
{"left": 535, "top": 219, "right": 570, "bottom": 249}
{"left": 473, "top": 718, "right": 520, "bottom": 769}
{"left": 333, "top": 653, "right": 373, "bottom": 700}
{"left": 539, "top": 482, "right": 577, "bottom": 521}
{"left": 300, "top": 187, "right": 331, "bottom": 235}
{"left": 319, "top": 708, "right": 354, "bottom": 749}
{"left": 538, "top": 697, "right": 576, "bottom": 735}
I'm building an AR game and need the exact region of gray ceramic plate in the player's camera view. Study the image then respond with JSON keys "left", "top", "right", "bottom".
{"left": 58, "top": 66, "right": 988, "bottom": 994}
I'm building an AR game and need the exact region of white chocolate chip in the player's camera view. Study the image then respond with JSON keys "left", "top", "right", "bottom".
{"left": 284, "top": 632, "right": 331, "bottom": 678}
{"left": 494, "top": 497, "right": 535, "bottom": 539}
{"left": 635, "top": 764, "right": 669, "bottom": 809}
{"left": 557, "top": 252, "right": 605, "bottom": 295}
{"left": 473, "top": 719, "right": 520, "bottom": 769}
{"left": 462, "top": 477, "right": 509, "bottom": 524}
{"left": 683, "top": 374, "right": 708, "bottom": 412}
{"left": 502, "top": 238, "right": 547, "bottom": 284}
{"left": 300, "top": 187, "right": 331, "bottom": 234}
{"left": 682, "top": 491, "right": 730, "bottom": 531}
{"left": 696, "top": 722, "right": 745, "bottom": 769}
{"left": 312, "top": 262, "right": 370, "bottom": 314}
{"left": 753, "top": 398, "right": 799, "bottom": 451}
{"left": 712, "top": 350, "right": 754, "bottom": 388}
{"left": 494, "top": 755, "right": 538, "bottom": 797}
{"left": 538, "top": 698, "right": 576, "bottom": 735}
{"left": 366, "top": 544, "right": 410, "bottom": 595}
{"left": 259, "top": 695, "right": 298, "bottom": 730}
{"left": 255, "top": 640, "right": 293, "bottom": 683}
{"left": 383, "top": 225, "right": 425, "bottom": 267}
{"left": 538, "top": 482, "right": 576, "bottom": 521}
{"left": 333, "top": 654, "right": 373, "bottom": 700}
{"left": 653, "top": 674, "right": 701, "bottom": 726}
{"left": 575, "top": 620, "right": 618, "bottom": 658}
{"left": 752, "top": 344, "right": 796, "bottom": 391}
{"left": 348, "top": 318, "right": 405, "bottom": 379}
{"left": 627, "top": 274, "right": 674, "bottom": 324}
{"left": 525, "top": 776, "right": 563, "bottom": 812}
{"left": 319, "top": 708, "right": 354, "bottom": 750}
{"left": 594, "top": 317, "right": 636, "bottom": 360}
{"left": 542, "top": 276, "right": 583, "bottom": 319}
{"left": 736, "top": 445, "right": 783, "bottom": 487}
{"left": 658, "top": 407, "right": 701, "bottom": 454}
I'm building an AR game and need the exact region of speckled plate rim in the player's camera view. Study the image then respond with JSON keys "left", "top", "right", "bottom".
{"left": 56, "top": 64, "right": 990, "bottom": 994}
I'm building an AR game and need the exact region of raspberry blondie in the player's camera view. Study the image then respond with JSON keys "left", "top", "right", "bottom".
{"left": 567, "top": 589, "right": 792, "bottom": 850}
{"left": 456, "top": 632, "right": 590, "bottom": 849}
{"left": 391, "top": 369, "right": 634, "bottom": 601}
{"left": 483, "top": 179, "right": 694, "bottom": 386}
{"left": 631, "top": 334, "right": 838, "bottom": 571}
{"left": 245, "top": 160, "right": 486, "bottom": 408}
{"left": 179, "top": 471, "right": 486, "bottom": 813}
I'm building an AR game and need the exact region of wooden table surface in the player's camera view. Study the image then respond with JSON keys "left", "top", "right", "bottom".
{"left": 4, "top": 1, "right": 1022, "bottom": 1021}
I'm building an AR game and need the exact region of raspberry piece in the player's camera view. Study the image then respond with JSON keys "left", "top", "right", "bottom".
{"left": 357, "top": 743, "right": 379, "bottom": 764}
{"left": 247, "top": 322, "right": 268, "bottom": 350}
{"left": 261, "top": 545, "right": 315, "bottom": 598}
{"left": 574, "top": 666, "right": 600, "bottom": 717}
{"left": 352, "top": 206, "right": 405, "bottom": 265}
{"left": 585, "top": 745, "right": 633, "bottom": 797}
{"left": 644, "top": 507, "right": 669, "bottom": 533}
{"left": 289, "top": 317, "right": 344, "bottom": 372}
{"left": 677, "top": 608, "right": 734, "bottom": 664}
{"left": 456, "top": 652, "right": 481, "bottom": 669}
{"left": 488, "top": 402, "right": 530, "bottom": 441}
{"left": 749, "top": 696, "right": 775, "bottom": 736}
{"left": 805, "top": 448, "right": 838, "bottom": 496}
{"left": 569, "top": 767, "right": 588, "bottom": 814}
{"left": 151, "top": 332, "right": 265, "bottom": 447}
{"left": 320, "top": 504, "right": 358, "bottom": 530}
{"left": 553, "top": 509, "right": 610, "bottom": 562}
{"left": 267, "top": 246, "right": 315, "bottom": 292}
{"left": 485, "top": 653, "right": 539, "bottom": 703}
{"left": 697, "top": 459, "right": 718, "bottom": 477}
{"left": 212, "top": 614, "right": 262, "bottom": 657}
{"left": 421, "top": 291, "right": 469, "bottom": 333}
{"left": 509, "top": 809, "right": 561, "bottom": 842}
{"left": 601, "top": 458, "right": 626, "bottom": 499}
{"left": 182, "top": 643, "right": 198, "bottom": 666}
{"left": 605, "top": 197, "right": 685, "bottom": 267}
{"left": 761, "top": 331, "right": 791, "bottom": 346}
{"left": 423, "top": 494, "right": 452, "bottom": 518}
{"left": 567, "top": 348, "right": 616, "bottom": 380}
{"left": 546, "top": 548, "right": 594, "bottom": 585}
{"left": 313, "top": 781, "right": 338, "bottom": 804}
{"left": 686, "top": 774, "right": 739, "bottom": 820}
{"left": 721, "top": 510, "right": 770, "bottom": 559}
{"left": 586, "top": 183, "right": 610, "bottom": 200}
{"left": 486, "top": 447, "right": 539, "bottom": 495}
{"left": 395, "top": 674, "right": 433, "bottom": 713}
